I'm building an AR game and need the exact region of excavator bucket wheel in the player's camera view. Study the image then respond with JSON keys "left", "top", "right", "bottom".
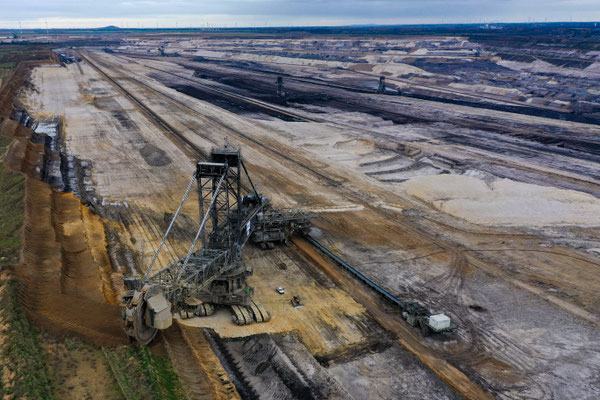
{"left": 131, "top": 297, "right": 158, "bottom": 345}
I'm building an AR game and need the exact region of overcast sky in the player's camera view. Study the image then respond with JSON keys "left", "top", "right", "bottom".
{"left": 0, "top": 0, "right": 598, "bottom": 29}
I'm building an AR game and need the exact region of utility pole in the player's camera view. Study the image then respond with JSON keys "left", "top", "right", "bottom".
{"left": 19, "top": 21, "right": 23, "bottom": 36}
{"left": 377, "top": 76, "right": 386, "bottom": 94}
{"left": 277, "top": 76, "right": 286, "bottom": 98}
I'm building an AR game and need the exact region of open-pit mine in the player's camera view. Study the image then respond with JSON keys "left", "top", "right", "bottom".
{"left": 1, "top": 23, "right": 600, "bottom": 399}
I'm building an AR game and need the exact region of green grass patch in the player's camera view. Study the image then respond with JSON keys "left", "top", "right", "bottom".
{"left": 42, "top": 335, "right": 125, "bottom": 400}
{"left": 0, "top": 132, "right": 24, "bottom": 264}
{"left": 103, "top": 346, "right": 155, "bottom": 400}
{"left": 0, "top": 280, "right": 55, "bottom": 399}
{"left": 0, "top": 45, "right": 49, "bottom": 87}
{"left": 103, "top": 345, "right": 185, "bottom": 400}
{"left": 0, "top": 128, "right": 50, "bottom": 398}
{"left": 138, "top": 345, "right": 186, "bottom": 400}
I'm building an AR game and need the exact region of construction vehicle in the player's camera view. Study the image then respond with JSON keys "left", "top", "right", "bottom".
{"left": 122, "top": 141, "right": 312, "bottom": 344}
{"left": 399, "top": 300, "right": 456, "bottom": 336}
{"left": 377, "top": 76, "right": 386, "bottom": 94}
{"left": 291, "top": 295, "right": 304, "bottom": 308}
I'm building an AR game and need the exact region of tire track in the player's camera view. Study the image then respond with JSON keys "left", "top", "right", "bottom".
{"left": 292, "top": 237, "right": 494, "bottom": 400}
{"left": 81, "top": 50, "right": 343, "bottom": 188}
{"left": 80, "top": 49, "right": 588, "bottom": 399}
{"left": 163, "top": 324, "right": 215, "bottom": 400}
{"left": 163, "top": 323, "right": 241, "bottom": 400}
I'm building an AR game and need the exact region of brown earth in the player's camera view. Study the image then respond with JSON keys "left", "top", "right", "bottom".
{"left": 1, "top": 108, "right": 126, "bottom": 347}
{"left": 7, "top": 34, "right": 600, "bottom": 399}
{"left": 0, "top": 63, "right": 243, "bottom": 400}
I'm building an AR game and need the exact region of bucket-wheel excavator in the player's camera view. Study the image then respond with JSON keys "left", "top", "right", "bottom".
{"left": 122, "top": 141, "right": 311, "bottom": 344}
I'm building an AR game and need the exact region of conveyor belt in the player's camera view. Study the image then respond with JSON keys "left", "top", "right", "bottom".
{"left": 304, "top": 234, "right": 401, "bottom": 307}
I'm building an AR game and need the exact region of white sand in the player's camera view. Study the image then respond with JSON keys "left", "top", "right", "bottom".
{"left": 449, "top": 83, "right": 522, "bottom": 97}
{"left": 370, "top": 63, "right": 432, "bottom": 77}
{"left": 498, "top": 59, "right": 600, "bottom": 78}
{"left": 400, "top": 174, "right": 600, "bottom": 226}
{"left": 192, "top": 49, "right": 351, "bottom": 69}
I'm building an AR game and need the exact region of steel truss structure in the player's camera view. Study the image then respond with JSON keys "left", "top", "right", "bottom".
{"left": 123, "top": 141, "right": 312, "bottom": 343}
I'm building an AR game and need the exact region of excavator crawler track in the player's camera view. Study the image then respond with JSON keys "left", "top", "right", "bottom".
{"left": 249, "top": 300, "right": 271, "bottom": 323}
{"left": 231, "top": 305, "right": 253, "bottom": 325}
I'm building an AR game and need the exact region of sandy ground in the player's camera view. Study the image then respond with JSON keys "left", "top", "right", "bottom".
{"left": 90, "top": 50, "right": 600, "bottom": 398}
{"left": 42, "top": 334, "right": 122, "bottom": 400}
{"left": 400, "top": 174, "right": 600, "bottom": 226}
{"left": 16, "top": 57, "right": 428, "bottom": 397}
{"left": 21, "top": 63, "right": 198, "bottom": 271}
{"left": 12, "top": 38, "right": 600, "bottom": 399}
{"left": 183, "top": 246, "right": 369, "bottom": 355}
{"left": 328, "top": 343, "right": 460, "bottom": 400}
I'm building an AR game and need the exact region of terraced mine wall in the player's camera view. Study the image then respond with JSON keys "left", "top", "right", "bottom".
{"left": 0, "top": 110, "right": 125, "bottom": 346}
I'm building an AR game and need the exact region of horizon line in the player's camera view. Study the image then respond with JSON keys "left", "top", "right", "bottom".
{"left": 1, "top": 20, "right": 599, "bottom": 31}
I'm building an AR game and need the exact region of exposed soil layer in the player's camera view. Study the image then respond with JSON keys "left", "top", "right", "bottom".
{"left": 0, "top": 60, "right": 51, "bottom": 118}
{"left": 7, "top": 27, "right": 600, "bottom": 399}
{"left": 163, "top": 323, "right": 241, "bottom": 399}
{"left": 293, "top": 237, "right": 493, "bottom": 400}
{"left": 1, "top": 109, "right": 125, "bottom": 346}
{"left": 186, "top": 57, "right": 600, "bottom": 125}
{"left": 71, "top": 47, "right": 600, "bottom": 399}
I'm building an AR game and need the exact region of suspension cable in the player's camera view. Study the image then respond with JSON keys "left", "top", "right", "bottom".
{"left": 143, "top": 172, "right": 197, "bottom": 282}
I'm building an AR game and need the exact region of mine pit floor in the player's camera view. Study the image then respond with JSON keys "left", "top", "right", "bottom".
{"left": 6, "top": 42, "right": 600, "bottom": 399}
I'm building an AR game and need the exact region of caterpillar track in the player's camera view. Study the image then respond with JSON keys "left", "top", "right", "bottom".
{"left": 231, "top": 301, "right": 271, "bottom": 326}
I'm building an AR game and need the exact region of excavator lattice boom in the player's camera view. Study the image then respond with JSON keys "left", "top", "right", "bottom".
{"left": 122, "top": 141, "right": 311, "bottom": 344}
